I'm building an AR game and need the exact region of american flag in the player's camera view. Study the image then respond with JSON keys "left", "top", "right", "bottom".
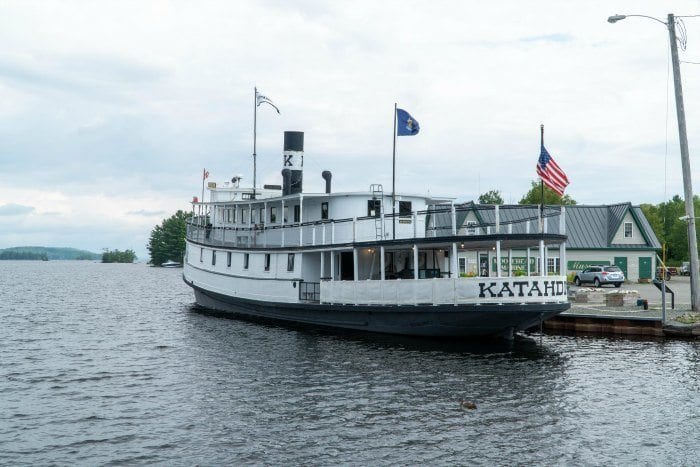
{"left": 536, "top": 144, "right": 569, "bottom": 196}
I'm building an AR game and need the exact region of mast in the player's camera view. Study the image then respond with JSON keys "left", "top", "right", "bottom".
{"left": 253, "top": 87, "right": 258, "bottom": 200}
{"left": 392, "top": 102, "right": 397, "bottom": 240}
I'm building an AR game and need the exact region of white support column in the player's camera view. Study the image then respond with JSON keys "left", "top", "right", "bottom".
{"left": 322, "top": 224, "right": 326, "bottom": 245}
{"left": 452, "top": 242, "right": 458, "bottom": 278}
{"left": 263, "top": 202, "right": 267, "bottom": 248}
{"left": 508, "top": 248, "right": 513, "bottom": 277}
{"left": 560, "top": 208, "right": 567, "bottom": 275}
{"left": 321, "top": 251, "right": 325, "bottom": 279}
{"left": 544, "top": 217, "right": 548, "bottom": 234}
{"left": 312, "top": 225, "right": 316, "bottom": 246}
{"left": 331, "top": 251, "right": 335, "bottom": 281}
{"left": 332, "top": 221, "right": 335, "bottom": 243}
{"left": 526, "top": 220, "right": 530, "bottom": 234}
{"left": 352, "top": 217, "right": 357, "bottom": 242}
{"left": 413, "top": 245, "right": 419, "bottom": 280}
{"left": 559, "top": 242, "right": 566, "bottom": 276}
{"left": 413, "top": 212, "right": 417, "bottom": 238}
{"left": 451, "top": 203, "right": 457, "bottom": 235}
{"left": 299, "top": 196, "right": 304, "bottom": 246}
{"left": 560, "top": 206, "right": 566, "bottom": 234}
{"left": 539, "top": 239, "right": 545, "bottom": 276}
{"left": 353, "top": 248, "right": 359, "bottom": 281}
{"left": 527, "top": 248, "right": 531, "bottom": 276}
{"left": 281, "top": 200, "right": 285, "bottom": 247}
{"left": 496, "top": 241, "right": 502, "bottom": 277}
{"left": 495, "top": 205, "right": 500, "bottom": 233}
{"left": 380, "top": 246, "right": 386, "bottom": 280}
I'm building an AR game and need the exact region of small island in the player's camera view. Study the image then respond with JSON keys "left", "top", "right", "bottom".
{"left": 101, "top": 249, "right": 137, "bottom": 263}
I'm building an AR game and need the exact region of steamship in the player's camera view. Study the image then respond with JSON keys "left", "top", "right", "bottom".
{"left": 182, "top": 131, "right": 570, "bottom": 339}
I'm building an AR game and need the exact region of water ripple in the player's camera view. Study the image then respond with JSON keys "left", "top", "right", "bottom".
{"left": 1, "top": 261, "right": 700, "bottom": 465}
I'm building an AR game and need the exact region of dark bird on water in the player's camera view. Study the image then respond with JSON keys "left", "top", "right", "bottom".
{"left": 460, "top": 400, "right": 477, "bottom": 410}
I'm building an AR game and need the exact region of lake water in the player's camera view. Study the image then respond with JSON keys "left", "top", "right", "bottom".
{"left": 1, "top": 261, "right": 699, "bottom": 465}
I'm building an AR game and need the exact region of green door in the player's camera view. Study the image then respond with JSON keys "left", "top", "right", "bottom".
{"left": 614, "top": 257, "right": 628, "bottom": 277}
{"left": 639, "top": 257, "right": 652, "bottom": 279}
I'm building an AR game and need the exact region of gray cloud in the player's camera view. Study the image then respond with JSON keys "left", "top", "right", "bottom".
{"left": 128, "top": 209, "right": 167, "bottom": 217}
{"left": 519, "top": 33, "right": 573, "bottom": 43}
{"left": 0, "top": 203, "right": 35, "bottom": 216}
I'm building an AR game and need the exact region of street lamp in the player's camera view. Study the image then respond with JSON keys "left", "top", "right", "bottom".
{"left": 609, "top": 13, "right": 700, "bottom": 312}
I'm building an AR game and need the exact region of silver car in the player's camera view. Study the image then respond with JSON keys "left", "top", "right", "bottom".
{"left": 574, "top": 265, "right": 625, "bottom": 288}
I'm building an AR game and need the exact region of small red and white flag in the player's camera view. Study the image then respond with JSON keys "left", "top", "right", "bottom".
{"left": 203, "top": 169, "right": 209, "bottom": 180}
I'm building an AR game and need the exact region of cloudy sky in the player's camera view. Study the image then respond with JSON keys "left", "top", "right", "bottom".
{"left": 1, "top": 1, "right": 700, "bottom": 259}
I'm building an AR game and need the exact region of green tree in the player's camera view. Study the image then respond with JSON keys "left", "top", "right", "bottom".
{"left": 102, "top": 249, "right": 136, "bottom": 263}
{"left": 147, "top": 210, "right": 188, "bottom": 266}
{"left": 518, "top": 180, "right": 577, "bottom": 205}
{"left": 478, "top": 190, "right": 504, "bottom": 205}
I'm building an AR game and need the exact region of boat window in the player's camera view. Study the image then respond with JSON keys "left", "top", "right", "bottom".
{"left": 242, "top": 208, "right": 248, "bottom": 224}
{"left": 232, "top": 208, "right": 236, "bottom": 223}
{"left": 284, "top": 206, "right": 289, "bottom": 223}
{"left": 287, "top": 253, "right": 295, "bottom": 272}
{"left": 212, "top": 250, "right": 216, "bottom": 266}
{"left": 270, "top": 207, "right": 277, "bottom": 223}
{"left": 243, "top": 253, "right": 249, "bottom": 269}
{"left": 294, "top": 205, "right": 300, "bottom": 223}
{"left": 399, "top": 201, "right": 412, "bottom": 217}
{"left": 459, "top": 257, "right": 466, "bottom": 274}
{"left": 367, "top": 199, "right": 381, "bottom": 218}
{"left": 227, "top": 251, "right": 232, "bottom": 267}
{"left": 264, "top": 253, "right": 271, "bottom": 271}
{"left": 259, "top": 207, "right": 265, "bottom": 224}
{"left": 321, "top": 202, "right": 329, "bottom": 220}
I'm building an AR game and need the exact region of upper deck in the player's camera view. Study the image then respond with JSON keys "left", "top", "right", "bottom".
{"left": 186, "top": 185, "right": 568, "bottom": 250}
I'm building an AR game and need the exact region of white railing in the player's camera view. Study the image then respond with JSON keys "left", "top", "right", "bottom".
{"left": 186, "top": 204, "right": 565, "bottom": 248}
{"left": 320, "top": 276, "right": 568, "bottom": 306}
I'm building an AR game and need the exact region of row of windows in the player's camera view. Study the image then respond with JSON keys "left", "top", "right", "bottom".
{"left": 457, "top": 256, "right": 560, "bottom": 274}
{"left": 200, "top": 248, "right": 295, "bottom": 272}
{"left": 217, "top": 200, "right": 414, "bottom": 224}
{"left": 219, "top": 205, "right": 306, "bottom": 225}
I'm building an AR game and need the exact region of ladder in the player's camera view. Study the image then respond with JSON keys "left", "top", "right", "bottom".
{"left": 370, "top": 184, "right": 384, "bottom": 240}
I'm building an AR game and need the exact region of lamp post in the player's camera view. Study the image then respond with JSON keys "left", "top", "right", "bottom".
{"left": 609, "top": 13, "right": 700, "bottom": 312}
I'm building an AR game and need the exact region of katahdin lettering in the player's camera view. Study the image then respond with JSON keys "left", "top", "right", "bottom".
{"left": 478, "top": 282, "right": 498, "bottom": 298}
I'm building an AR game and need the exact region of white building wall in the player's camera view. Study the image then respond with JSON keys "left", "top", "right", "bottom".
{"left": 611, "top": 212, "right": 647, "bottom": 245}
{"left": 562, "top": 249, "right": 656, "bottom": 282}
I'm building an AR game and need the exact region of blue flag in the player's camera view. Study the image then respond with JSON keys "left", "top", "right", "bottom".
{"left": 396, "top": 108, "right": 420, "bottom": 136}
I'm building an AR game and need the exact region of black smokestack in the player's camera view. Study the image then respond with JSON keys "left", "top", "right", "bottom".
{"left": 283, "top": 131, "right": 304, "bottom": 195}
{"left": 322, "top": 171, "right": 332, "bottom": 194}
{"left": 281, "top": 169, "right": 292, "bottom": 196}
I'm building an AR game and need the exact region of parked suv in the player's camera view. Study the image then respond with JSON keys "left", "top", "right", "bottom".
{"left": 573, "top": 265, "right": 625, "bottom": 288}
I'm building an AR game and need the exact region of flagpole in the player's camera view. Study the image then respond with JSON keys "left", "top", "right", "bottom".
{"left": 392, "top": 102, "right": 397, "bottom": 240}
{"left": 253, "top": 87, "right": 258, "bottom": 200}
{"left": 540, "top": 124, "right": 546, "bottom": 239}
{"left": 201, "top": 168, "right": 206, "bottom": 205}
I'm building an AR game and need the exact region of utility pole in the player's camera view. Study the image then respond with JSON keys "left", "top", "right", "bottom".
{"left": 668, "top": 13, "right": 700, "bottom": 311}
